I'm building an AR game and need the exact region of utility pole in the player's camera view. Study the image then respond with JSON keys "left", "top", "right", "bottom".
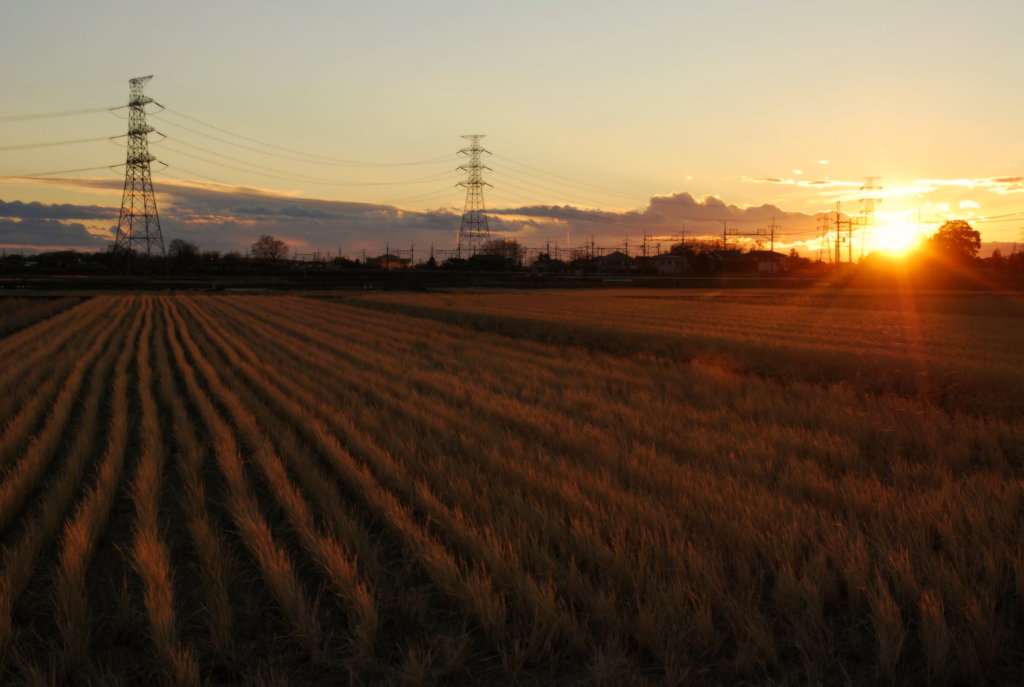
{"left": 834, "top": 202, "right": 854, "bottom": 264}
{"left": 848, "top": 215, "right": 855, "bottom": 264}
{"left": 720, "top": 221, "right": 742, "bottom": 251}
{"left": 759, "top": 217, "right": 780, "bottom": 253}
{"left": 113, "top": 75, "right": 165, "bottom": 271}
{"left": 455, "top": 135, "right": 491, "bottom": 258}
{"left": 835, "top": 203, "right": 842, "bottom": 264}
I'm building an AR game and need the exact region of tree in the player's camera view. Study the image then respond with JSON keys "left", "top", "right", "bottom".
{"left": 168, "top": 238, "right": 200, "bottom": 270}
{"left": 926, "top": 220, "right": 981, "bottom": 263}
{"left": 479, "top": 238, "right": 525, "bottom": 265}
{"left": 251, "top": 234, "right": 289, "bottom": 263}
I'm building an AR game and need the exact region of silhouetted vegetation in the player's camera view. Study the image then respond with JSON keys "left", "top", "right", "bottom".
{"left": 2, "top": 220, "right": 1022, "bottom": 294}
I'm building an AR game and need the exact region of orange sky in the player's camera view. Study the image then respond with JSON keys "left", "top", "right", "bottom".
{"left": 2, "top": 0, "right": 1022, "bottom": 256}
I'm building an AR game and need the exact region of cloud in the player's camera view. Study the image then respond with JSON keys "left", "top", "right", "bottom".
{"left": 145, "top": 182, "right": 475, "bottom": 253}
{"left": 914, "top": 177, "right": 1024, "bottom": 193}
{"left": 0, "top": 218, "right": 112, "bottom": 252}
{"left": 0, "top": 199, "right": 118, "bottom": 220}
{"left": 742, "top": 176, "right": 862, "bottom": 189}
{"left": 489, "top": 192, "right": 826, "bottom": 244}
{"left": 0, "top": 177, "right": 836, "bottom": 255}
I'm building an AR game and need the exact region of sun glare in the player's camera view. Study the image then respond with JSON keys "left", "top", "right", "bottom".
{"left": 873, "top": 222, "right": 922, "bottom": 257}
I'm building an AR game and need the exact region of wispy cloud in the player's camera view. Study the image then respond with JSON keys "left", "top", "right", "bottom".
{"left": 913, "top": 177, "right": 1024, "bottom": 193}
{"left": 741, "top": 176, "right": 862, "bottom": 189}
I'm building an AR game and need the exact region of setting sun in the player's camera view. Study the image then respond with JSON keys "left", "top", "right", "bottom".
{"left": 872, "top": 221, "right": 922, "bottom": 256}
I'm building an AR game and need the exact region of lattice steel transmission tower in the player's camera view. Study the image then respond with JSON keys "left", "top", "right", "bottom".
{"left": 113, "top": 75, "right": 165, "bottom": 267}
{"left": 858, "top": 177, "right": 883, "bottom": 259}
{"left": 455, "top": 135, "right": 491, "bottom": 258}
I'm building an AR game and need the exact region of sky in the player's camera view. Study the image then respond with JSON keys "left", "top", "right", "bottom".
{"left": 2, "top": 0, "right": 1022, "bottom": 259}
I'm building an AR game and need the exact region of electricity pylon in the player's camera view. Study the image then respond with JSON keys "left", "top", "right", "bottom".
{"left": 858, "top": 177, "right": 882, "bottom": 259}
{"left": 113, "top": 75, "right": 165, "bottom": 269}
{"left": 455, "top": 135, "right": 491, "bottom": 258}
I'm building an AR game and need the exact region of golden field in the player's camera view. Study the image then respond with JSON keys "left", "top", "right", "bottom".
{"left": 0, "top": 289, "right": 1021, "bottom": 686}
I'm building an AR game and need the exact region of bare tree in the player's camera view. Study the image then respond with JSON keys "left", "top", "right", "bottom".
{"left": 251, "top": 235, "right": 289, "bottom": 264}
{"left": 168, "top": 239, "right": 200, "bottom": 270}
{"left": 480, "top": 238, "right": 525, "bottom": 265}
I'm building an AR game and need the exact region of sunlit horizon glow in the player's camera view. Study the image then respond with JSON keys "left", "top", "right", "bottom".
{"left": 871, "top": 221, "right": 924, "bottom": 257}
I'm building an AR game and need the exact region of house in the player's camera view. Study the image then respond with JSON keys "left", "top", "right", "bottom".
{"left": 651, "top": 253, "right": 688, "bottom": 274}
{"left": 367, "top": 254, "right": 412, "bottom": 270}
{"left": 746, "top": 250, "right": 789, "bottom": 273}
{"left": 594, "top": 250, "right": 635, "bottom": 273}
{"left": 705, "top": 249, "right": 745, "bottom": 272}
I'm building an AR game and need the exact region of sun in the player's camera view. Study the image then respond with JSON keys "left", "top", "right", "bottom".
{"left": 872, "top": 221, "right": 922, "bottom": 257}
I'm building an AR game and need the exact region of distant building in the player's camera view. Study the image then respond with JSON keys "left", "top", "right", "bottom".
{"left": 367, "top": 254, "right": 412, "bottom": 270}
{"left": 529, "top": 254, "right": 568, "bottom": 274}
{"left": 594, "top": 250, "right": 635, "bottom": 273}
{"left": 746, "top": 250, "right": 789, "bottom": 273}
{"left": 651, "top": 253, "right": 688, "bottom": 274}
{"left": 706, "top": 249, "right": 744, "bottom": 272}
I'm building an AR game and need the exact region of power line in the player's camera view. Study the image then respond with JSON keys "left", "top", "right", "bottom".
{"left": 0, "top": 164, "right": 118, "bottom": 178}
{"left": 379, "top": 186, "right": 460, "bottom": 206}
{"left": 155, "top": 116, "right": 457, "bottom": 170}
{"left": 158, "top": 163, "right": 460, "bottom": 210}
{"left": 493, "top": 153, "right": 647, "bottom": 200}
{"left": 0, "top": 136, "right": 113, "bottom": 152}
{"left": 0, "top": 106, "right": 116, "bottom": 122}
{"left": 488, "top": 168, "right": 620, "bottom": 210}
{"left": 157, "top": 141, "right": 456, "bottom": 187}
{"left": 159, "top": 107, "right": 456, "bottom": 167}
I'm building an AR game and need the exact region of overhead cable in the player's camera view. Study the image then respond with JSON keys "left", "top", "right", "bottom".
{"left": 0, "top": 164, "right": 117, "bottom": 178}
{"left": 0, "top": 106, "right": 115, "bottom": 122}
{"left": 160, "top": 107, "right": 456, "bottom": 167}
{"left": 0, "top": 136, "right": 113, "bottom": 152}
{"left": 157, "top": 141, "right": 457, "bottom": 186}
{"left": 493, "top": 153, "right": 648, "bottom": 200}
{"left": 156, "top": 117, "right": 457, "bottom": 170}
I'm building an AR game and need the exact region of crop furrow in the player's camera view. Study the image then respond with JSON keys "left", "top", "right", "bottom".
{"left": 161, "top": 298, "right": 325, "bottom": 663}
{"left": 187, "top": 297, "right": 589, "bottom": 658}
{"left": 0, "top": 297, "right": 132, "bottom": 530}
{"left": 127, "top": 296, "right": 201, "bottom": 686}
{"left": 169, "top": 296, "right": 379, "bottom": 664}
{"left": 0, "top": 297, "right": 113, "bottom": 471}
{"left": 152, "top": 298, "right": 237, "bottom": 662}
{"left": 0, "top": 301, "right": 127, "bottom": 674}
{"left": 177, "top": 297, "right": 521, "bottom": 651}
{"left": 49, "top": 295, "right": 144, "bottom": 674}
